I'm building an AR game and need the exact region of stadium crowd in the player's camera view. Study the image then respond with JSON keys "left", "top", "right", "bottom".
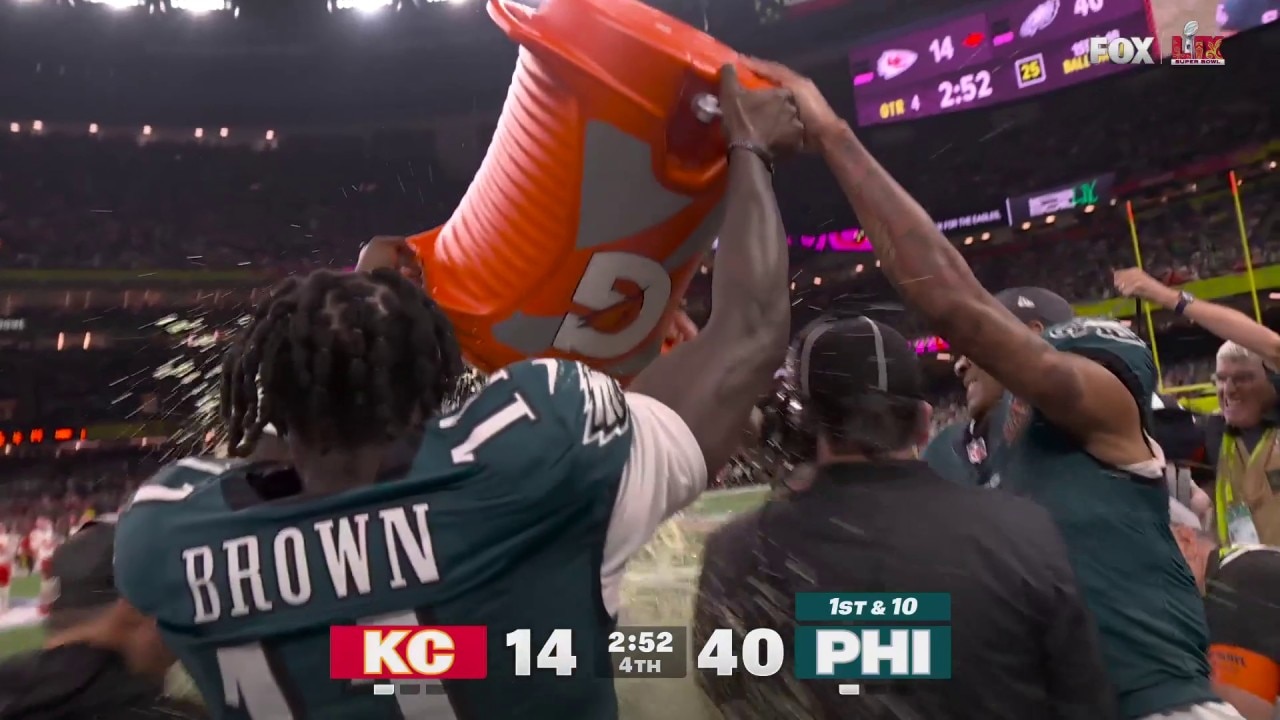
{"left": 0, "top": 455, "right": 149, "bottom": 535}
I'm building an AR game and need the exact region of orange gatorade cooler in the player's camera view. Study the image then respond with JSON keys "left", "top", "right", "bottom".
{"left": 408, "top": 0, "right": 770, "bottom": 381}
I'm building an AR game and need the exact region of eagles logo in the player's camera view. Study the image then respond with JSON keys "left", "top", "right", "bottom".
{"left": 578, "top": 363, "right": 630, "bottom": 447}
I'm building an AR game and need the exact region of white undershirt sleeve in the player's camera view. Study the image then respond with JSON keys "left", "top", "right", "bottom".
{"left": 599, "top": 392, "right": 707, "bottom": 617}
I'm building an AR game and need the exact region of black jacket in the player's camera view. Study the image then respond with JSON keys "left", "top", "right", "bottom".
{"left": 0, "top": 645, "right": 206, "bottom": 720}
{"left": 694, "top": 460, "right": 1120, "bottom": 720}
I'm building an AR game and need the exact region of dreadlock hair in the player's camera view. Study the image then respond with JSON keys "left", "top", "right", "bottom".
{"left": 220, "top": 268, "right": 464, "bottom": 457}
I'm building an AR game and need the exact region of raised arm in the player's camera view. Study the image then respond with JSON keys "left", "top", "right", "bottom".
{"left": 745, "top": 58, "right": 1138, "bottom": 445}
{"left": 1115, "top": 267, "right": 1280, "bottom": 369}
{"left": 627, "top": 65, "right": 801, "bottom": 475}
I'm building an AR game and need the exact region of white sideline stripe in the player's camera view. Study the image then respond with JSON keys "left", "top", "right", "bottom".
{"left": 0, "top": 604, "right": 41, "bottom": 631}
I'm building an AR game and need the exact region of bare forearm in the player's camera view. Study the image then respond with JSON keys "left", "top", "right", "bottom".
{"left": 816, "top": 122, "right": 1087, "bottom": 416}
{"left": 628, "top": 154, "right": 790, "bottom": 473}
{"left": 816, "top": 123, "right": 992, "bottom": 344}
{"left": 706, "top": 157, "right": 792, "bottom": 341}
{"left": 1188, "top": 304, "right": 1280, "bottom": 366}
{"left": 1155, "top": 292, "right": 1280, "bottom": 366}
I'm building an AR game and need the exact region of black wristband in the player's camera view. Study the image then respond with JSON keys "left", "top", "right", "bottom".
{"left": 1173, "top": 291, "right": 1195, "bottom": 316}
{"left": 727, "top": 140, "right": 774, "bottom": 174}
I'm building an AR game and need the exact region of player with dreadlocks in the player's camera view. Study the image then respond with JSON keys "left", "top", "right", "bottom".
{"left": 113, "top": 65, "right": 801, "bottom": 720}
{"left": 219, "top": 267, "right": 464, "bottom": 466}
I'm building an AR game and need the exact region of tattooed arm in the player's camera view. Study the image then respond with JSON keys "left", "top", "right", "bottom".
{"left": 629, "top": 65, "right": 803, "bottom": 476}
{"left": 745, "top": 59, "right": 1144, "bottom": 455}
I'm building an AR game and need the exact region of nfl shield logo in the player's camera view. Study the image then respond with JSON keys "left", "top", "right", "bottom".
{"left": 966, "top": 437, "right": 987, "bottom": 464}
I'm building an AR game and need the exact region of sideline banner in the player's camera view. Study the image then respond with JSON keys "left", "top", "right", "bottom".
{"left": 786, "top": 208, "right": 1005, "bottom": 252}
{"left": 1005, "top": 173, "right": 1115, "bottom": 225}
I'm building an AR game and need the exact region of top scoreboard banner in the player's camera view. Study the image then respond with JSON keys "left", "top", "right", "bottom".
{"left": 849, "top": 0, "right": 1150, "bottom": 126}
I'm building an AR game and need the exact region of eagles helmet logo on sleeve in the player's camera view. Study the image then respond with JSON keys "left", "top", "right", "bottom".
{"left": 1047, "top": 318, "right": 1147, "bottom": 348}
{"left": 577, "top": 363, "right": 630, "bottom": 447}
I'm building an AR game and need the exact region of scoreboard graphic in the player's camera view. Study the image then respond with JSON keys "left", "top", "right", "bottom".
{"left": 848, "top": 0, "right": 1151, "bottom": 126}
{"left": 331, "top": 593, "right": 953, "bottom": 702}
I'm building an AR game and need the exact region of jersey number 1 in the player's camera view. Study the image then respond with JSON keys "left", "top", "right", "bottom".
{"left": 444, "top": 364, "right": 543, "bottom": 465}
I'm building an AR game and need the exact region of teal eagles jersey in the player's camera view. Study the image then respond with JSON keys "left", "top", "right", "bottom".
{"left": 114, "top": 359, "right": 707, "bottom": 720}
{"left": 922, "top": 421, "right": 983, "bottom": 487}
{"left": 982, "top": 318, "right": 1213, "bottom": 718}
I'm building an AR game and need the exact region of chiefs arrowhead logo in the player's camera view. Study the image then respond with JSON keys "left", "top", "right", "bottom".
{"left": 876, "top": 49, "right": 918, "bottom": 80}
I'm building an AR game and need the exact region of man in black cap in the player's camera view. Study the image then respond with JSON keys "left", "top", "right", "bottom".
{"left": 0, "top": 517, "right": 206, "bottom": 720}
{"left": 693, "top": 315, "right": 1117, "bottom": 720}
{"left": 924, "top": 287, "right": 1074, "bottom": 487}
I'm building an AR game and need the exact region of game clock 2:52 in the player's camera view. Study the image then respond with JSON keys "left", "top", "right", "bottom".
{"left": 610, "top": 630, "right": 673, "bottom": 654}
{"left": 936, "top": 69, "right": 995, "bottom": 109}
{"left": 602, "top": 626, "right": 688, "bottom": 678}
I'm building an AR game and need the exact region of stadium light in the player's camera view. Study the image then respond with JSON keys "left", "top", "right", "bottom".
{"left": 1269, "top": 161, "right": 1276, "bottom": 170}
{"left": 265, "top": 129, "right": 276, "bottom": 141}
{"left": 1020, "top": 221, "right": 1031, "bottom": 230}
{"left": 813, "top": 276, "right": 823, "bottom": 286}
{"left": 875, "top": 260, "right": 881, "bottom": 267}
{"left": 1083, "top": 204, "right": 1095, "bottom": 213}
{"left": 57, "top": 332, "right": 65, "bottom": 351}
{"left": 854, "top": 264, "right": 864, "bottom": 273}
{"left": 8, "top": 123, "right": 18, "bottom": 134}
{"left": 333, "top": 0, "right": 393, "bottom": 12}
{"left": 980, "top": 232, "right": 991, "bottom": 240}
{"left": 142, "top": 124, "right": 153, "bottom": 136}
{"left": 963, "top": 236, "right": 974, "bottom": 245}
{"left": 171, "top": 0, "right": 229, "bottom": 13}
{"left": 83, "top": 332, "right": 92, "bottom": 350}
{"left": 219, "top": 127, "right": 229, "bottom": 138}
{"left": 790, "top": 281, "right": 796, "bottom": 291}
{"left": 194, "top": 127, "right": 205, "bottom": 138}
{"left": 1045, "top": 214, "right": 1056, "bottom": 224}
{"left": 87, "top": 0, "right": 144, "bottom": 9}
{"left": 89, "top": 123, "right": 99, "bottom": 134}
{"left": 1109, "top": 198, "right": 1117, "bottom": 206}
{"left": 32, "top": 120, "right": 43, "bottom": 132}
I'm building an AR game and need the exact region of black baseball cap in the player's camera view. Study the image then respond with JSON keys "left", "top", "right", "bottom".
{"left": 791, "top": 316, "right": 925, "bottom": 404}
{"left": 46, "top": 516, "right": 120, "bottom": 613}
{"left": 995, "top": 287, "right": 1074, "bottom": 326}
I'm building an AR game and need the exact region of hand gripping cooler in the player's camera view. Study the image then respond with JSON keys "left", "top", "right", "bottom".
{"left": 407, "top": 0, "right": 770, "bottom": 381}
